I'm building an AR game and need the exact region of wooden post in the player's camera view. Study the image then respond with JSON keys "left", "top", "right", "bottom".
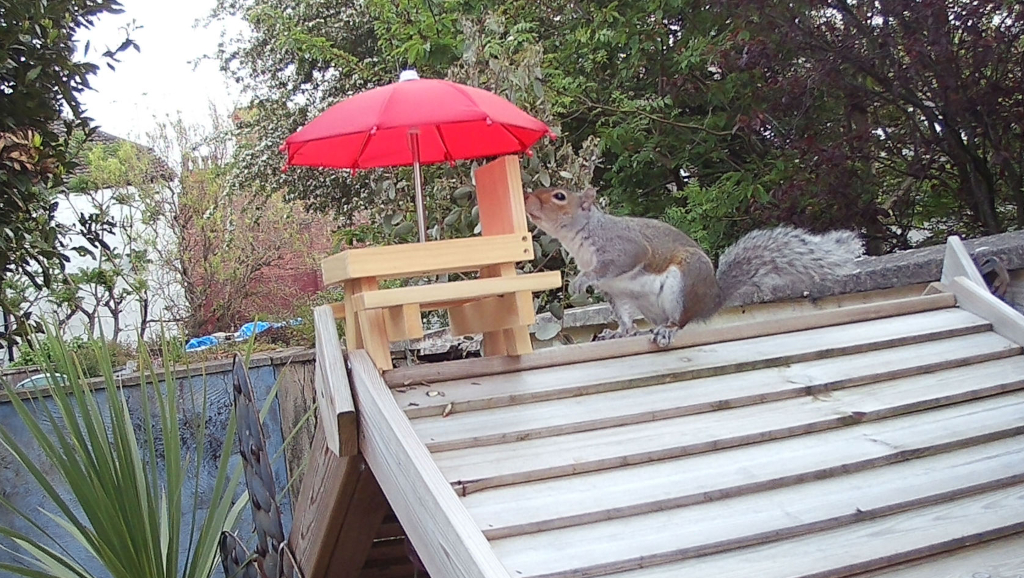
{"left": 289, "top": 425, "right": 389, "bottom": 578}
{"left": 313, "top": 306, "right": 359, "bottom": 456}
{"left": 465, "top": 155, "right": 536, "bottom": 357}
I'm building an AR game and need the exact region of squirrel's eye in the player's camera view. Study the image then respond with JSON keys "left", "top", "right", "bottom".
{"left": 553, "top": 191, "right": 567, "bottom": 202}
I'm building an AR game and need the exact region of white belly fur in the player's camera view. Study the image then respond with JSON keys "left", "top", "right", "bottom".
{"left": 598, "top": 265, "right": 685, "bottom": 326}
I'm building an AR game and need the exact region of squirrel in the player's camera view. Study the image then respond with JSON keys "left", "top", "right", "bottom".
{"left": 524, "top": 186, "right": 865, "bottom": 347}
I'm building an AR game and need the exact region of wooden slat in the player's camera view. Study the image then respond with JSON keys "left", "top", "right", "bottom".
{"left": 940, "top": 235, "right": 987, "bottom": 289}
{"left": 599, "top": 483, "right": 1024, "bottom": 578}
{"left": 322, "top": 233, "right": 533, "bottom": 286}
{"left": 434, "top": 356, "right": 1024, "bottom": 492}
{"left": 347, "top": 350, "right": 512, "bottom": 578}
{"left": 353, "top": 271, "right": 561, "bottom": 310}
{"left": 375, "top": 522, "right": 406, "bottom": 540}
{"left": 490, "top": 438, "right": 1024, "bottom": 578}
{"left": 413, "top": 332, "right": 1020, "bottom": 452}
{"left": 475, "top": 155, "right": 529, "bottom": 236}
{"left": 849, "top": 532, "right": 1024, "bottom": 578}
{"left": 395, "top": 307, "right": 990, "bottom": 419}
{"left": 313, "top": 305, "right": 358, "bottom": 455}
{"left": 359, "top": 563, "right": 417, "bottom": 578}
{"left": 322, "top": 463, "right": 391, "bottom": 578}
{"left": 289, "top": 425, "right": 363, "bottom": 578}
{"left": 385, "top": 293, "right": 957, "bottom": 387}
{"left": 364, "top": 539, "right": 408, "bottom": 562}
{"left": 952, "top": 275, "right": 1024, "bottom": 346}
{"left": 465, "top": 393, "right": 1024, "bottom": 539}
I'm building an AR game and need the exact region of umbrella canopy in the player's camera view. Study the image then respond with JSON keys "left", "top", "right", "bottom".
{"left": 281, "top": 70, "right": 554, "bottom": 242}
{"left": 282, "top": 71, "right": 554, "bottom": 169}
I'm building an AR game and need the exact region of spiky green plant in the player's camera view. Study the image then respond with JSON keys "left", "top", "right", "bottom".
{"left": 0, "top": 327, "right": 251, "bottom": 578}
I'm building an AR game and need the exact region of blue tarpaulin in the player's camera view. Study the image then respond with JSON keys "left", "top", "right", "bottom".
{"left": 184, "top": 318, "right": 303, "bottom": 352}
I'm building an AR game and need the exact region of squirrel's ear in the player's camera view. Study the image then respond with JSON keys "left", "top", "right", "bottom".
{"left": 581, "top": 187, "right": 597, "bottom": 210}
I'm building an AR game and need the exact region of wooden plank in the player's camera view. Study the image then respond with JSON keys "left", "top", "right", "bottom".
{"left": 412, "top": 331, "right": 1021, "bottom": 452}
{"left": 448, "top": 292, "right": 535, "bottom": 336}
{"left": 353, "top": 271, "right": 561, "bottom": 311}
{"left": 322, "top": 233, "right": 533, "bottom": 286}
{"left": 385, "top": 293, "right": 958, "bottom": 387}
{"left": 952, "top": 275, "right": 1024, "bottom": 346}
{"left": 322, "top": 464, "right": 391, "bottom": 578}
{"left": 357, "top": 307, "right": 394, "bottom": 371}
{"left": 383, "top": 304, "right": 424, "bottom": 341}
{"left": 365, "top": 539, "right": 408, "bottom": 562}
{"left": 433, "top": 356, "right": 1024, "bottom": 492}
{"left": 849, "top": 531, "right": 1024, "bottom": 578}
{"left": 359, "top": 563, "right": 417, "bottom": 578}
{"left": 490, "top": 438, "right": 1024, "bottom": 578}
{"left": 940, "top": 235, "right": 987, "bottom": 289}
{"left": 289, "top": 425, "right": 363, "bottom": 578}
{"left": 347, "top": 350, "right": 512, "bottom": 578}
{"left": 276, "top": 359, "right": 318, "bottom": 502}
{"left": 464, "top": 393, "right": 1024, "bottom": 539}
{"left": 475, "top": 155, "right": 529, "bottom": 236}
{"left": 313, "top": 305, "right": 358, "bottom": 456}
{"left": 394, "top": 307, "right": 990, "bottom": 419}
{"left": 375, "top": 522, "right": 406, "bottom": 540}
{"left": 599, "top": 483, "right": 1024, "bottom": 578}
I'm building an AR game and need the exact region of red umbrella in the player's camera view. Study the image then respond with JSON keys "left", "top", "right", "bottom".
{"left": 282, "top": 70, "right": 555, "bottom": 242}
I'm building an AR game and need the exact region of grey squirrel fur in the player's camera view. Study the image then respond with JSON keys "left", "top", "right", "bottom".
{"left": 523, "top": 186, "right": 864, "bottom": 347}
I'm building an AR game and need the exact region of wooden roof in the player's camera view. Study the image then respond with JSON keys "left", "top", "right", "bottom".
{"left": 296, "top": 237, "right": 1024, "bottom": 578}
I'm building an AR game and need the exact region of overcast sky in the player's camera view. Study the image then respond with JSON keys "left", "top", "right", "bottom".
{"left": 76, "top": 0, "right": 242, "bottom": 145}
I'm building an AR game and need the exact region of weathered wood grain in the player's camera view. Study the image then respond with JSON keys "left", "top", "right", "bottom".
{"left": 385, "top": 293, "right": 957, "bottom": 387}
{"left": 313, "top": 305, "right": 358, "bottom": 455}
{"left": 598, "top": 483, "right": 1024, "bottom": 578}
{"left": 395, "top": 307, "right": 989, "bottom": 419}
{"left": 413, "top": 331, "right": 1019, "bottom": 452}
{"left": 952, "top": 275, "right": 1024, "bottom": 346}
{"left": 433, "top": 356, "right": 1024, "bottom": 492}
{"left": 348, "top": 350, "right": 512, "bottom": 578}
{"left": 490, "top": 438, "right": 1024, "bottom": 578}
{"left": 463, "top": 392, "right": 1024, "bottom": 539}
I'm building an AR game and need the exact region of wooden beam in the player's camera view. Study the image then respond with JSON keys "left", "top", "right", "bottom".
{"left": 395, "top": 307, "right": 992, "bottom": 419}
{"left": 474, "top": 155, "right": 529, "bottom": 236}
{"left": 384, "top": 293, "right": 957, "bottom": 387}
{"left": 321, "top": 233, "right": 533, "bottom": 286}
{"left": 434, "top": 354, "right": 1024, "bottom": 493}
{"left": 322, "top": 463, "right": 391, "bottom": 578}
{"left": 313, "top": 305, "right": 358, "bottom": 456}
{"left": 382, "top": 304, "right": 424, "bottom": 341}
{"left": 352, "top": 271, "right": 562, "bottom": 311}
{"left": 348, "top": 350, "right": 513, "bottom": 578}
{"left": 940, "top": 235, "right": 987, "bottom": 289}
{"left": 411, "top": 331, "right": 1020, "bottom": 453}
{"left": 951, "top": 276, "right": 1024, "bottom": 346}
{"left": 288, "top": 425, "right": 362, "bottom": 578}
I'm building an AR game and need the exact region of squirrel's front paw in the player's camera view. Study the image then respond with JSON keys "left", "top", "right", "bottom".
{"left": 569, "top": 273, "right": 594, "bottom": 296}
{"left": 594, "top": 327, "right": 632, "bottom": 341}
{"left": 651, "top": 325, "right": 679, "bottom": 348}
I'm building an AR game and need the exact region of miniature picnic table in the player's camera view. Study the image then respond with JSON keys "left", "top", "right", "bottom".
{"left": 321, "top": 156, "right": 562, "bottom": 370}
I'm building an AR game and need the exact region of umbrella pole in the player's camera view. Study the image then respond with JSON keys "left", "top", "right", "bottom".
{"left": 410, "top": 130, "right": 427, "bottom": 243}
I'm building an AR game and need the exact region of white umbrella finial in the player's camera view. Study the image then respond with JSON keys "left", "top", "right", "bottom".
{"left": 399, "top": 69, "right": 420, "bottom": 82}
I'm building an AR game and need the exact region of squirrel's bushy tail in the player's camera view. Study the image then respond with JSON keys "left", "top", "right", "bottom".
{"left": 716, "top": 226, "right": 864, "bottom": 308}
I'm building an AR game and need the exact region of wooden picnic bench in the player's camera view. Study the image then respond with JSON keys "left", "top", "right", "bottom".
{"left": 320, "top": 155, "right": 562, "bottom": 370}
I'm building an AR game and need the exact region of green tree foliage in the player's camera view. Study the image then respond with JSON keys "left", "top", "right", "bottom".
{"left": 207, "top": 0, "right": 1024, "bottom": 314}
{"left": 1, "top": 0, "right": 137, "bottom": 347}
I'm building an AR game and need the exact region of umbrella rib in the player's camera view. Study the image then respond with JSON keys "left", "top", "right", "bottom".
{"left": 434, "top": 124, "right": 454, "bottom": 162}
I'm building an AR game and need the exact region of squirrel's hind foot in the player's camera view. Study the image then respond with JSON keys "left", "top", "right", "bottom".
{"left": 651, "top": 325, "right": 680, "bottom": 348}
{"left": 594, "top": 327, "right": 637, "bottom": 341}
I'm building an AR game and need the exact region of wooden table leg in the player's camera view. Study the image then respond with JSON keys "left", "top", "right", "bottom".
{"left": 475, "top": 264, "right": 534, "bottom": 357}
{"left": 345, "top": 278, "right": 393, "bottom": 371}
